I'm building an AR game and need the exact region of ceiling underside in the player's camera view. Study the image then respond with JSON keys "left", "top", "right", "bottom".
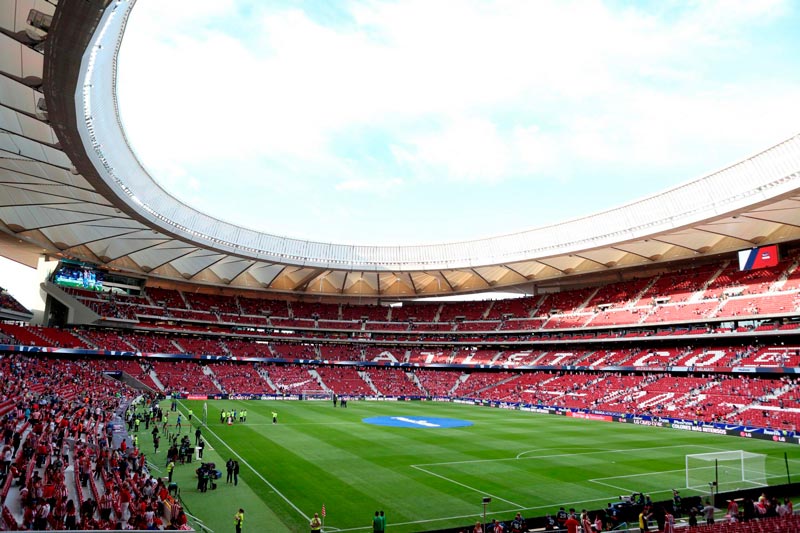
{"left": 1, "top": 0, "right": 800, "bottom": 298}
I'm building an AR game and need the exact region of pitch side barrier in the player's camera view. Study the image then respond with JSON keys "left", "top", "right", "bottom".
{"left": 462, "top": 399, "right": 799, "bottom": 445}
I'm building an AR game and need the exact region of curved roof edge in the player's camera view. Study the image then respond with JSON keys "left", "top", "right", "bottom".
{"left": 12, "top": 0, "right": 796, "bottom": 298}
{"left": 73, "top": 0, "right": 800, "bottom": 272}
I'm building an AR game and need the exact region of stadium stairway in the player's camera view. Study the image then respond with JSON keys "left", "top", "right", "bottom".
{"left": 203, "top": 366, "right": 225, "bottom": 393}
{"left": 148, "top": 370, "right": 166, "bottom": 392}
{"left": 307, "top": 369, "right": 331, "bottom": 394}
{"left": 358, "top": 371, "right": 380, "bottom": 396}
{"left": 257, "top": 367, "right": 278, "bottom": 391}
{"left": 448, "top": 373, "right": 469, "bottom": 396}
{"left": 771, "top": 256, "right": 800, "bottom": 291}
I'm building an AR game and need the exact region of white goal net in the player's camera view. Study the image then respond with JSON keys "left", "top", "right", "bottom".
{"left": 301, "top": 389, "right": 333, "bottom": 400}
{"left": 685, "top": 451, "right": 767, "bottom": 491}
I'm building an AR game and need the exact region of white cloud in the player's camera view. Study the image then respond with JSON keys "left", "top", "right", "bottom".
{"left": 335, "top": 177, "right": 404, "bottom": 194}
{"left": 116, "top": 0, "right": 799, "bottom": 244}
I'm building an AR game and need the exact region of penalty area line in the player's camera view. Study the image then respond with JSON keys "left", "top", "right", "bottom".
{"left": 410, "top": 464, "right": 525, "bottom": 509}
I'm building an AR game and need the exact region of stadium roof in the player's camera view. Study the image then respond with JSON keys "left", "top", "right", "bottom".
{"left": 1, "top": 0, "right": 800, "bottom": 298}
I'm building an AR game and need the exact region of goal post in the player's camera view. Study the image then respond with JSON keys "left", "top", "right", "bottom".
{"left": 300, "top": 389, "right": 333, "bottom": 400}
{"left": 685, "top": 451, "right": 768, "bottom": 491}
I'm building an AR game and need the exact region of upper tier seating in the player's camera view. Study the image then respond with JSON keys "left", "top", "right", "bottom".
{"left": 438, "top": 301, "right": 490, "bottom": 322}
{"left": 637, "top": 264, "right": 719, "bottom": 305}
{"left": 341, "top": 304, "right": 389, "bottom": 322}
{"left": 538, "top": 288, "right": 596, "bottom": 315}
{"left": 237, "top": 296, "right": 289, "bottom": 317}
{"left": 145, "top": 287, "right": 186, "bottom": 309}
{"left": 317, "top": 320, "right": 361, "bottom": 330}
{"left": 184, "top": 292, "right": 239, "bottom": 314}
{"left": 705, "top": 257, "right": 793, "bottom": 299}
{"left": 485, "top": 296, "right": 538, "bottom": 320}
{"left": 291, "top": 301, "right": 339, "bottom": 320}
{"left": 390, "top": 303, "right": 439, "bottom": 323}
{"left": 585, "top": 277, "right": 652, "bottom": 310}
{"left": 642, "top": 300, "right": 720, "bottom": 323}
{"left": 49, "top": 253, "right": 799, "bottom": 333}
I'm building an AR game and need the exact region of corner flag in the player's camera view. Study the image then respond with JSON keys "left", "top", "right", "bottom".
{"left": 321, "top": 504, "right": 326, "bottom": 518}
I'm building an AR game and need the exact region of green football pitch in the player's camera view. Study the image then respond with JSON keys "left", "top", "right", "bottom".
{"left": 142, "top": 400, "right": 800, "bottom": 533}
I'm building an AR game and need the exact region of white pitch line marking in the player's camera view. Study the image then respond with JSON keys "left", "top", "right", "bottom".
{"left": 410, "top": 464, "right": 525, "bottom": 509}
{"left": 417, "top": 444, "right": 722, "bottom": 468}
{"left": 329, "top": 493, "right": 652, "bottom": 532}
{"left": 587, "top": 479, "right": 639, "bottom": 493}
{"left": 177, "top": 402, "right": 310, "bottom": 523}
{"left": 516, "top": 447, "right": 610, "bottom": 459}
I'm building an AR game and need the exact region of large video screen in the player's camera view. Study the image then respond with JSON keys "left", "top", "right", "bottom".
{"left": 52, "top": 263, "right": 104, "bottom": 291}
{"left": 737, "top": 245, "right": 779, "bottom": 271}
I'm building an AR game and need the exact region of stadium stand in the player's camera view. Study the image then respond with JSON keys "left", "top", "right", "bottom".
{"left": 149, "top": 360, "right": 219, "bottom": 395}
{"left": 415, "top": 369, "right": 462, "bottom": 397}
{"left": 315, "top": 366, "right": 373, "bottom": 396}
{"left": 208, "top": 361, "right": 271, "bottom": 394}
{"left": 265, "top": 364, "right": 316, "bottom": 394}
{"left": 367, "top": 368, "right": 423, "bottom": 396}
{"left": 0, "top": 289, "right": 31, "bottom": 315}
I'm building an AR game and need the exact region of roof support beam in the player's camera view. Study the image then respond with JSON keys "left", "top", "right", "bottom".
{"left": 649, "top": 238, "right": 701, "bottom": 253}
{"left": 104, "top": 238, "right": 170, "bottom": 261}
{"left": 610, "top": 246, "right": 654, "bottom": 261}
{"left": 694, "top": 227, "right": 756, "bottom": 244}
{"left": 570, "top": 253, "right": 609, "bottom": 268}
{"left": 470, "top": 268, "right": 492, "bottom": 287}
{"left": 740, "top": 214, "right": 800, "bottom": 229}
{"left": 533, "top": 259, "right": 567, "bottom": 274}
{"left": 142, "top": 247, "right": 199, "bottom": 272}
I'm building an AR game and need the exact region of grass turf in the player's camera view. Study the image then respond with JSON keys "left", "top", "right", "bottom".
{"left": 137, "top": 400, "right": 800, "bottom": 533}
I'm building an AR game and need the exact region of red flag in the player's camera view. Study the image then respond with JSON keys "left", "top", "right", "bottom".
{"left": 321, "top": 504, "right": 326, "bottom": 518}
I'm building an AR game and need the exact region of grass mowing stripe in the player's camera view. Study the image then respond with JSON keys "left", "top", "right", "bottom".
{"left": 177, "top": 400, "right": 800, "bottom": 533}
{"left": 417, "top": 444, "right": 717, "bottom": 467}
{"left": 410, "top": 464, "right": 525, "bottom": 508}
{"left": 177, "top": 401, "right": 311, "bottom": 523}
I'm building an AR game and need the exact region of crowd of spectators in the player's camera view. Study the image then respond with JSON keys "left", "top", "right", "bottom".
{"left": 0, "top": 354, "right": 189, "bottom": 530}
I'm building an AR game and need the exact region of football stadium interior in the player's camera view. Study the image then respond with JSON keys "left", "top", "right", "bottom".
{"left": 1, "top": 0, "right": 800, "bottom": 532}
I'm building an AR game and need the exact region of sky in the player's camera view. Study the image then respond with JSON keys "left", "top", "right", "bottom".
{"left": 116, "top": 0, "right": 800, "bottom": 246}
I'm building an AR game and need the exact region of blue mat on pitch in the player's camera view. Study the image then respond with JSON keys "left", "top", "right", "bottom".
{"left": 362, "top": 416, "right": 473, "bottom": 428}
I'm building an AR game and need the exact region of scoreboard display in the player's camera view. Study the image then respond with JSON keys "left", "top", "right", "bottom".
{"left": 737, "top": 245, "right": 780, "bottom": 271}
